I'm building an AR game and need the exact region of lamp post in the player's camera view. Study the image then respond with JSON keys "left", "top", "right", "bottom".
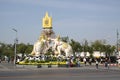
{"left": 12, "top": 28, "right": 18, "bottom": 65}
{"left": 116, "top": 29, "right": 119, "bottom": 57}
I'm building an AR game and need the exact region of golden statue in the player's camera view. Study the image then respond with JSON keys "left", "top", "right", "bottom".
{"left": 42, "top": 12, "right": 52, "bottom": 29}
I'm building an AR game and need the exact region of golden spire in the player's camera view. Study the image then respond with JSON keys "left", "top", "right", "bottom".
{"left": 42, "top": 12, "right": 52, "bottom": 29}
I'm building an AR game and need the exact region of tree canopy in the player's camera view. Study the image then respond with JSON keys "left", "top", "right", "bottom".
{"left": 0, "top": 37, "right": 117, "bottom": 58}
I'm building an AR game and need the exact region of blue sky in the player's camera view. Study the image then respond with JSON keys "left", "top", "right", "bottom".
{"left": 0, "top": 0, "right": 120, "bottom": 45}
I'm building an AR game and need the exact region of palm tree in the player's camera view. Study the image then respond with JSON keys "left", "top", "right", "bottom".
{"left": 69, "top": 39, "right": 82, "bottom": 56}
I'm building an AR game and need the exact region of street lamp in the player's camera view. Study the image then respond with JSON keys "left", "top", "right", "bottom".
{"left": 12, "top": 28, "right": 18, "bottom": 65}
{"left": 116, "top": 29, "right": 119, "bottom": 57}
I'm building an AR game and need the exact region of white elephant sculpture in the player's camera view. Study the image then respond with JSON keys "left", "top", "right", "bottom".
{"left": 52, "top": 36, "right": 73, "bottom": 57}
{"left": 31, "top": 35, "right": 48, "bottom": 57}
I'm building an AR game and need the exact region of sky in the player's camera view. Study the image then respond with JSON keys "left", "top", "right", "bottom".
{"left": 0, "top": 0, "right": 120, "bottom": 45}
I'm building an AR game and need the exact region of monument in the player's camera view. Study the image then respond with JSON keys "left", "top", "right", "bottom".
{"left": 30, "top": 12, "right": 73, "bottom": 58}
{"left": 18, "top": 12, "right": 73, "bottom": 66}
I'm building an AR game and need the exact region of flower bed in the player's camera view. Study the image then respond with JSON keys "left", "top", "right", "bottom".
{"left": 18, "top": 61, "right": 67, "bottom": 65}
{"left": 17, "top": 56, "right": 79, "bottom": 68}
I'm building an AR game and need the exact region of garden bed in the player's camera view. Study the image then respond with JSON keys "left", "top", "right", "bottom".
{"left": 17, "top": 61, "right": 77, "bottom": 68}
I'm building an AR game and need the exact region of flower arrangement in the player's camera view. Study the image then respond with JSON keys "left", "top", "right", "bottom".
{"left": 17, "top": 56, "right": 77, "bottom": 67}
{"left": 18, "top": 60, "right": 67, "bottom": 65}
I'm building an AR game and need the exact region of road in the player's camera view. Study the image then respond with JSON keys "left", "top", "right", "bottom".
{"left": 0, "top": 63, "right": 120, "bottom": 80}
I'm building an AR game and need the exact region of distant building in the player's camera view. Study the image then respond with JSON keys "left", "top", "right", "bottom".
{"left": 93, "top": 51, "right": 105, "bottom": 58}
{"left": 75, "top": 52, "right": 90, "bottom": 57}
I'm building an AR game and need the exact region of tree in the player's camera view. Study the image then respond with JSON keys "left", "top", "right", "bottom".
{"left": 70, "top": 39, "right": 82, "bottom": 54}
{"left": 0, "top": 43, "right": 14, "bottom": 57}
{"left": 82, "top": 40, "right": 89, "bottom": 52}
{"left": 91, "top": 40, "right": 110, "bottom": 53}
{"left": 61, "top": 36, "right": 69, "bottom": 43}
{"left": 105, "top": 45, "right": 116, "bottom": 57}
{"left": 25, "top": 44, "right": 33, "bottom": 54}
{"left": 91, "top": 40, "right": 116, "bottom": 58}
{"left": 17, "top": 43, "right": 27, "bottom": 56}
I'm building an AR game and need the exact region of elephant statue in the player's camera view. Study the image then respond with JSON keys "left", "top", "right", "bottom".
{"left": 52, "top": 36, "right": 73, "bottom": 57}
{"left": 30, "top": 34, "right": 48, "bottom": 57}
